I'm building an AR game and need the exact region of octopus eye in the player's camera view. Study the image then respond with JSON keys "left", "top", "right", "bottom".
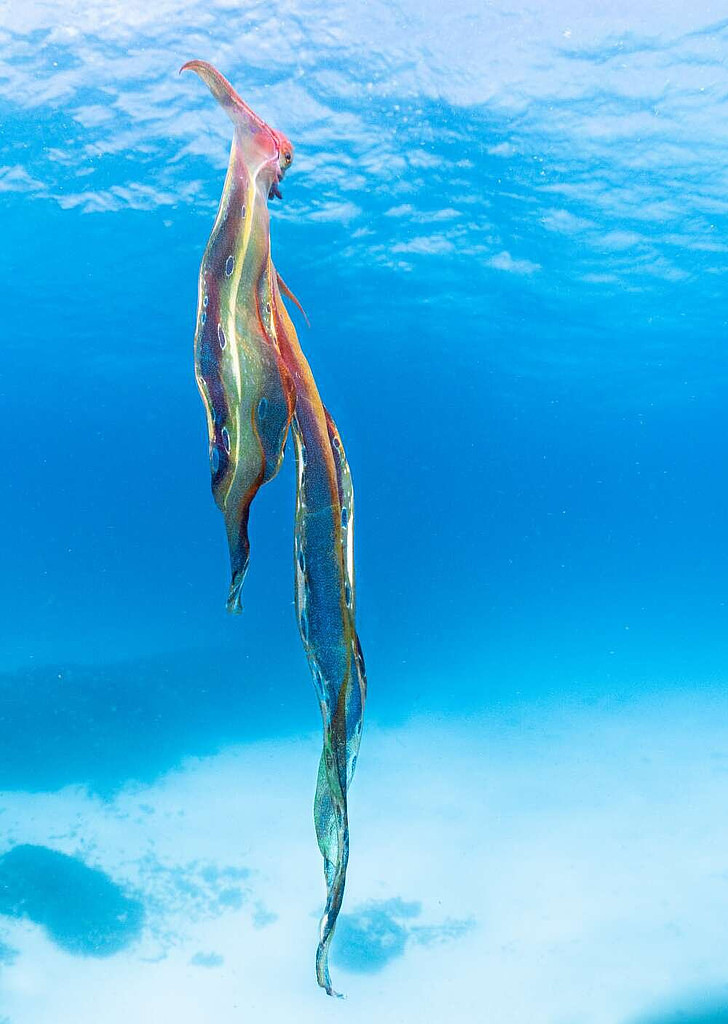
{"left": 283, "top": 151, "right": 292, "bottom": 165}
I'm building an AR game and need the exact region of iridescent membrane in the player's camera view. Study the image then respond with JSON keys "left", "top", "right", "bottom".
{"left": 183, "top": 61, "right": 367, "bottom": 996}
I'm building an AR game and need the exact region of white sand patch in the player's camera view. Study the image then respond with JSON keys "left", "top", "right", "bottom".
{"left": 0, "top": 691, "right": 726, "bottom": 1022}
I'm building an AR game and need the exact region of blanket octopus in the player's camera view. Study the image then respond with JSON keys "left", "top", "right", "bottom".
{"left": 181, "top": 59, "right": 367, "bottom": 997}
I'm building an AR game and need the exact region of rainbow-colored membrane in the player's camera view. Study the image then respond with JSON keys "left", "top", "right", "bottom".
{"left": 182, "top": 60, "right": 367, "bottom": 997}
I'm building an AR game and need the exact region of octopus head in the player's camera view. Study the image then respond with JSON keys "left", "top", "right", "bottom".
{"left": 268, "top": 129, "right": 294, "bottom": 200}
{"left": 181, "top": 60, "right": 294, "bottom": 200}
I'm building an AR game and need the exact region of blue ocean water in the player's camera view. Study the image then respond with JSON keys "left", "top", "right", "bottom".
{"left": 2, "top": 2, "right": 728, "bottom": 1021}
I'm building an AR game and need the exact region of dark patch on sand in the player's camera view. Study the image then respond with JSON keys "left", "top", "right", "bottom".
{"left": 0, "top": 844, "right": 144, "bottom": 956}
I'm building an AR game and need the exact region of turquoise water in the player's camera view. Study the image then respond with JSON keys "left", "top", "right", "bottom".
{"left": 2, "top": 2, "right": 728, "bottom": 1021}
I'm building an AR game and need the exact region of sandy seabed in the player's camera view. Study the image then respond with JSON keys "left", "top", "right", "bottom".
{"left": 0, "top": 690, "right": 726, "bottom": 1024}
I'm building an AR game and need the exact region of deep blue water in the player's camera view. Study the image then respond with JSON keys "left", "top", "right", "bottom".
{"left": 2, "top": 2, "right": 728, "bottom": 1020}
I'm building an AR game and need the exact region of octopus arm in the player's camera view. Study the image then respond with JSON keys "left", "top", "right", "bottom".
{"left": 278, "top": 287, "right": 366, "bottom": 995}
